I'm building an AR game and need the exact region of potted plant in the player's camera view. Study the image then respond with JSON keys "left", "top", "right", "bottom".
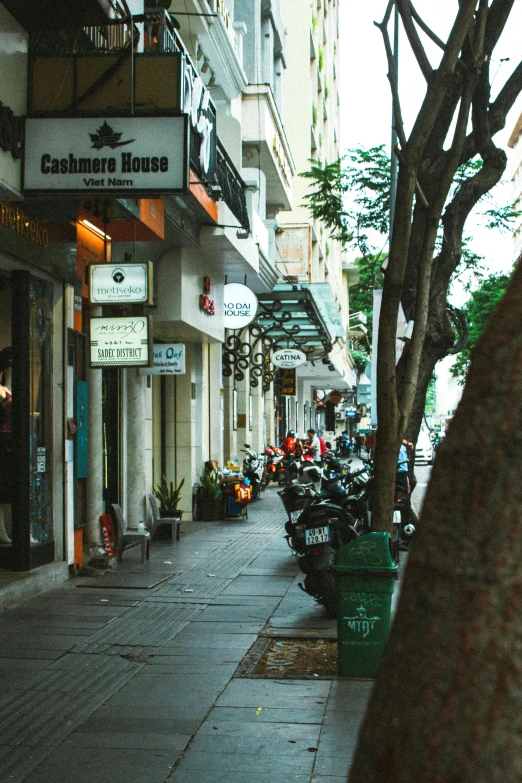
{"left": 198, "top": 468, "right": 222, "bottom": 521}
{"left": 153, "top": 476, "right": 185, "bottom": 518}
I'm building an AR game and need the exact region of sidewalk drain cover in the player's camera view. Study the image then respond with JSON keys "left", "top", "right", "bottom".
{"left": 237, "top": 637, "right": 338, "bottom": 679}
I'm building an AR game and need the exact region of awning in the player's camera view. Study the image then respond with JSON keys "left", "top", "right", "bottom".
{"left": 256, "top": 283, "right": 346, "bottom": 360}
{"left": 223, "top": 282, "right": 347, "bottom": 390}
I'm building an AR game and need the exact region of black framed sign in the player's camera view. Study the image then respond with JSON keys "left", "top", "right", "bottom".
{"left": 24, "top": 116, "right": 189, "bottom": 196}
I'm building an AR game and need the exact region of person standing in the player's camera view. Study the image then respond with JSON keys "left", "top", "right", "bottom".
{"left": 306, "top": 428, "right": 322, "bottom": 465}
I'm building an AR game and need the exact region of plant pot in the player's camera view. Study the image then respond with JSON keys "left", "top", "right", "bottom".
{"left": 198, "top": 498, "right": 222, "bottom": 521}
{"left": 159, "top": 509, "right": 183, "bottom": 520}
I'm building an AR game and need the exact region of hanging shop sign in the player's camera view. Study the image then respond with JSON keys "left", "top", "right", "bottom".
{"left": 277, "top": 368, "right": 296, "bottom": 396}
{"left": 89, "top": 262, "right": 152, "bottom": 305}
{"left": 200, "top": 276, "right": 215, "bottom": 315}
{"left": 24, "top": 116, "right": 189, "bottom": 195}
{"left": 223, "top": 283, "right": 258, "bottom": 329}
{"left": 271, "top": 348, "right": 307, "bottom": 369}
{"left": 89, "top": 315, "right": 152, "bottom": 368}
{"left": 182, "top": 59, "right": 215, "bottom": 176}
{"left": 140, "top": 344, "right": 185, "bottom": 375}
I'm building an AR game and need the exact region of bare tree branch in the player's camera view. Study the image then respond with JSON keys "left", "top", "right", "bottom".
{"left": 407, "top": 0, "right": 479, "bottom": 163}
{"left": 374, "top": 16, "right": 408, "bottom": 149}
{"left": 408, "top": 1, "right": 446, "bottom": 51}
{"left": 484, "top": 0, "right": 517, "bottom": 55}
{"left": 397, "top": 0, "right": 433, "bottom": 81}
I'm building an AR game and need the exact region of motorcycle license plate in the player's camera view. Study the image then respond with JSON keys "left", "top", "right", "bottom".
{"left": 305, "top": 525, "right": 330, "bottom": 545}
{"left": 290, "top": 508, "right": 304, "bottom": 523}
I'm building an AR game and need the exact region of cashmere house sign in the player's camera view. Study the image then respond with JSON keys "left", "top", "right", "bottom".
{"left": 24, "top": 117, "right": 189, "bottom": 195}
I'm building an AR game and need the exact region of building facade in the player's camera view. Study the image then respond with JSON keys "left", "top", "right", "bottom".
{"left": 0, "top": 0, "right": 356, "bottom": 593}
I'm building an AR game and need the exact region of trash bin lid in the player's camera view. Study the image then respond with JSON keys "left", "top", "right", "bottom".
{"left": 332, "top": 532, "right": 397, "bottom": 573}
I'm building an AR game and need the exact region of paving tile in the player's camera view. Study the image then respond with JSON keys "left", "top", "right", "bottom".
{"left": 24, "top": 747, "right": 178, "bottom": 783}
{"left": 215, "top": 679, "right": 331, "bottom": 709}
{"left": 221, "top": 576, "right": 295, "bottom": 597}
{"left": 189, "top": 732, "right": 319, "bottom": 757}
{"left": 67, "top": 729, "right": 191, "bottom": 752}
{"left": 163, "top": 632, "right": 257, "bottom": 649}
{"left": 197, "top": 720, "right": 320, "bottom": 741}
{"left": 191, "top": 605, "right": 274, "bottom": 622}
{"left": 167, "top": 621, "right": 265, "bottom": 635}
{"left": 178, "top": 749, "right": 314, "bottom": 774}
{"left": 105, "top": 685, "right": 221, "bottom": 708}
{"left": 325, "top": 679, "right": 374, "bottom": 712}
{"left": 207, "top": 706, "right": 325, "bottom": 724}
{"left": 313, "top": 754, "right": 353, "bottom": 776}
{"left": 1, "top": 634, "right": 88, "bottom": 650}
{"left": 83, "top": 704, "right": 205, "bottom": 735}
{"left": 170, "top": 771, "right": 310, "bottom": 783}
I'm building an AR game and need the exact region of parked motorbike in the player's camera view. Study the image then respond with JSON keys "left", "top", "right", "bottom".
{"left": 278, "top": 459, "right": 358, "bottom": 617}
{"left": 242, "top": 445, "right": 265, "bottom": 500}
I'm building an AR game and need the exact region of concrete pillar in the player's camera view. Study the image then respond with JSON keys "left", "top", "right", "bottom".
{"left": 251, "top": 380, "right": 264, "bottom": 452}
{"left": 125, "top": 368, "right": 149, "bottom": 528}
{"left": 264, "top": 385, "right": 275, "bottom": 446}
{"left": 175, "top": 345, "right": 197, "bottom": 518}
{"left": 86, "top": 309, "right": 104, "bottom": 546}
{"left": 209, "top": 342, "right": 224, "bottom": 466}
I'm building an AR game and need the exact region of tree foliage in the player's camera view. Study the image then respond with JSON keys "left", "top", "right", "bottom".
{"left": 451, "top": 271, "right": 512, "bottom": 383}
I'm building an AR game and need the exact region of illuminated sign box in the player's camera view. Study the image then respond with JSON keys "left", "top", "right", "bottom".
{"left": 90, "top": 315, "right": 152, "bottom": 368}
{"left": 24, "top": 116, "right": 189, "bottom": 195}
{"left": 89, "top": 262, "right": 152, "bottom": 305}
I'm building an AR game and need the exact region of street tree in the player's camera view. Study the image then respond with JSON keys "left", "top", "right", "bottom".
{"left": 348, "top": 248, "right": 522, "bottom": 783}
{"left": 450, "top": 270, "right": 512, "bottom": 383}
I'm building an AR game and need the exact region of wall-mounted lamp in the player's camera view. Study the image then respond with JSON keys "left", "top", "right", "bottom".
{"left": 196, "top": 44, "right": 203, "bottom": 60}
{"left": 201, "top": 57, "right": 210, "bottom": 73}
{"left": 81, "top": 219, "right": 111, "bottom": 241}
{"left": 208, "top": 72, "right": 216, "bottom": 88}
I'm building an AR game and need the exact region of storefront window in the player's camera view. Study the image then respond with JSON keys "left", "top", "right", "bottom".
{"left": 29, "top": 278, "right": 53, "bottom": 546}
{"left": 0, "top": 276, "right": 12, "bottom": 548}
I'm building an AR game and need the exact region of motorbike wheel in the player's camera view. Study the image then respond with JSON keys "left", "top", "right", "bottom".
{"left": 317, "top": 549, "right": 337, "bottom": 618}
{"left": 303, "top": 571, "right": 321, "bottom": 598}
{"left": 277, "top": 473, "right": 286, "bottom": 487}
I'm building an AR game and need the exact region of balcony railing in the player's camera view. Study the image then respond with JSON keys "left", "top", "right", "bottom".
{"left": 216, "top": 140, "right": 250, "bottom": 234}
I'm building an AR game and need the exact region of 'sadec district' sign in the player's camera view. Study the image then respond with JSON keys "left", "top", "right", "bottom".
{"left": 223, "top": 283, "right": 258, "bottom": 330}
{"left": 90, "top": 315, "right": 151, "bottom": 368}
{"left": 89, "top": 262, "right": 152, "bottom": 304}
{"left": 271, "top": 348, "right": 307, "bottom": 369}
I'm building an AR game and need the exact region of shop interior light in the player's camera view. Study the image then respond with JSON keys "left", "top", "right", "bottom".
{"left": 81, "top": 219, "right": 111, "bottom": 241}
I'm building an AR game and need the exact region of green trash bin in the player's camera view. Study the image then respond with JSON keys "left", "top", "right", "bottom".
{"left": 330, "top": 532, "right": 398, "bottom": 678}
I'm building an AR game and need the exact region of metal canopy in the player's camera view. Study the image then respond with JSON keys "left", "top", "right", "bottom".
{"left": 223, "top": 283, "right": 346, "bottom": 391}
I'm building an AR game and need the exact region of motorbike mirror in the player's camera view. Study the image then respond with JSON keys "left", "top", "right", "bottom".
{"left": 244, "top": 444, "right": 251, "bottom": 449}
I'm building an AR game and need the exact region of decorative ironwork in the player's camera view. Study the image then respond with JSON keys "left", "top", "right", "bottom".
{"left": 216, "top": 140, "right": 250, "bottom": 233}
{"left": 223, "top": 296, "right": 337, "bottom": 392}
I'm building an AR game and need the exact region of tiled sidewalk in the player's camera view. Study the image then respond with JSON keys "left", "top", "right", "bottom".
{"left": 0, "top": 484, "right": 376, "bottom": 783}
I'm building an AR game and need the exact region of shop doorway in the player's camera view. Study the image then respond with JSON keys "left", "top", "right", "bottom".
{"left": 0, "top": 271, "right": 55, "bottom": 571}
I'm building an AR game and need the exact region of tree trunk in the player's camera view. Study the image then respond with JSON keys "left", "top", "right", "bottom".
{"left": 348, "top": 258, "right": 522, "bottom": 783}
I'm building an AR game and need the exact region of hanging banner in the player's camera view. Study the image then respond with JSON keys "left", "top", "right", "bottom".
{"left": 140, "top": 344, "right": 185, "bottom": 375}
{"left": 370, "top": 291, "right": 410, "bottom": 427}
{"left": 271, "top": 348, "right": 307, "bottom": 369}
{"left": 90, "top": 315, "right": 152, "bottom": 368}
{"left": 223, "top": 283, "right": 258, "bottom": 329}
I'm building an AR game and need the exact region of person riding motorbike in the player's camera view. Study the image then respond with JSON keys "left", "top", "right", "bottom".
{"left": 280, "top": 430, "right": 298, "bottom": 456}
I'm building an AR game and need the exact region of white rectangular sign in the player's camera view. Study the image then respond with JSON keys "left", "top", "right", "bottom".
{"left": 24, "top": 116, "right": 188, "bottom": 194}
{"left": 90, "top": 315, "right": 151, "bottom": 368}
{"left": 140, "top": 344, "right": 185, "bottom": 375}
{"left": 89, "top": 262, "right": 152, "bottom": 304}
